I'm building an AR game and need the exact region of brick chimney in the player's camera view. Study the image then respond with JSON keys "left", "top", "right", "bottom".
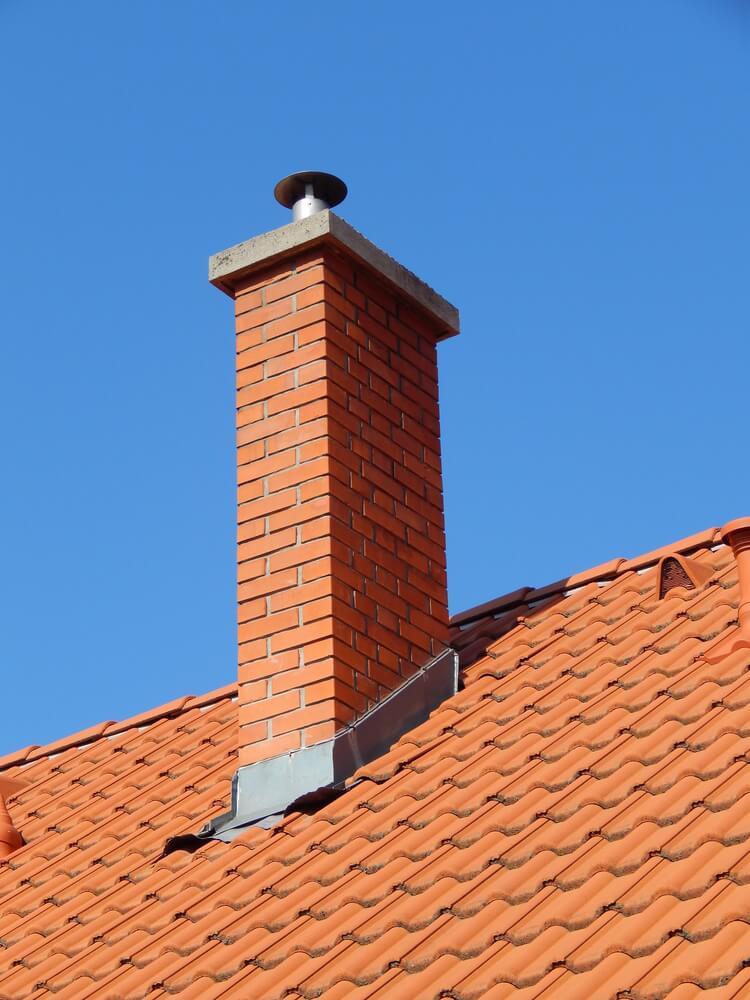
{"left": 209, "top": 176, "right": 459, "bottom": 768}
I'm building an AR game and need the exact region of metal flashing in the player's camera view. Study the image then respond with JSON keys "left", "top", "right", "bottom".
{"left": 208, "top": 210, "right": 460, "bottom": 339}
{"left": 195, "top": 648, "right": 458, "bottom": 843}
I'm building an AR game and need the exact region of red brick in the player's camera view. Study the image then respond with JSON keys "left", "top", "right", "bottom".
{"left": 296, "top": 358, "right": 327, "bottom": 387}
{"left": 234, "top": 264, "right": 293, "bottom": 296}
{"left": 235, "top": 402, "right": 264, "bottom": 429}
{"left": 304, "top": 720, "right": 338, "bottom": 745}
{"left": 236, "top": 440, "right": 264, "bottom": 466}
{"left": 270, "top": 575, "right": 348, "bottom": 613}
{"left": 397, "top": 302, "right": 442, "bottom": 340}
{"left": 239, "top": 689, "right": 301, "bottom": 726}
{"left": 299, "top": 398, "right": 330, "bottom": 425}
{"left": 238, "top": 566, "right": 299, "bottom": 602}
{"left": 237, "top": 636, "right": 267, "bottom": 664}
{"left": 265, "top": 339, "right": 326, "bottom": 377}
{"left": 237, "top": 450, "right": 295, "bottom": 488}
{"left": 237, "top": 333, "right": 295, "bottom": 370}
{"left": 265, "top": 301, "right": 326, "bottom": 339}
{"left": 401, "top": 489, "right": 444, "bottom": 527}
{"left": 345, "top": 283, "right": 366, "bottom": 309}
{"left": 317, "top": 249, "right": 353, "bottom": 283}
{"left": 238, "top": 488, "right": 297, "bottom": 522}
{"left": 237, "top": 371, "right": 295, "bottom": 408}
{"left": 323, "top": 362, "right": 361, "bottom": 400}
{"left": 266, "top": 456, "right": 331, "bottom": 493}
{"left": 300, "top": 514, "right": 336, "bottom": 544}
{"left": 264, "top": 266, "right": 325, "bottom": 303}
{"left": 266, "top": 417, "right": 328, "bottom": 456}
{"left": 354, "top": 672, "right": 379, "bottom": 701}
{"left": 363, "top": 500, "right": 407, "bottom": 542}
{"left": 368, "top": 620, "right": 410, "bottom": 659}
{"left": 237, "top": 410, "right": 295, "bottom": 448}
{"left": 272, "top": 659, "right": 353, "bottom": 696}
{"left": 237, "top": 517, "right": 264, "bottom": 544}
{"left": 427, "top": 521, "right": 446, "bottom": 548}
{"left": 269, "top": 618, "right": 334, "bottom": 657}
{"left": 266, "top": 380, "right": 329, "bottom": 418}
{"left": 360, "top": 385, "right": 402, "bottom": 428}
{"left": 353, "top": 592, "right": 377, "bottom": 624}
{"left": 392, "top": 461, "right": 427, "bottom": 499}
{"left": 321, "top": 300, "right": 348, "bottom": 333}
{"left": 371, "top": 649, "right": 400, "bottom": 682}
{"left": 297, "top": 437, "right": 331, "bottom": 465}
{"left": 235, "top": 297, "right": 293, "bottom": 334}
{"left": 236, "top": 328, "right": 264, "bottom": 355}
{"left": 356, "top": 272, "right": 398, "bottom": 314}
{"left": 301, "top": 595, "right": 338, "bottom": 626}
{"left": 299, "top": 555, "right": 333, "bottom": 583}
{"left": 237, "top": 557, "right": 266, "bottom": 585}
{"left": 236, "top": 364, "right": 264, "bottom": 390}
{"left": 310, "top": 677, "right": 367, "bottom": 713}
{"left": 238, "top": 526, "right": 297, "bottom": 562}
{"left": 404, "top": 526, "right": 446, "bottom": 565}
{"left": 395, "top": 503, "right": 428, "bottom": 534}
{"left": 237, "top": 597, "right": 266, "bottom": 624}
{"left": 237, "top": 678, "right": 267, "bottom": 704}
{"left": 404, "top": 564, "right": 447, "bottom": 604}
{"left": 375, "top": 604, "right": 399, "bottom": 632}
{"left": 239, "top": 649, "right": 300, "bottom": 683}
{"left": 239, "top": 728, "right": 301, "bottom": 766}
{"left": 234, "top": 288, "right": 263, "bottom": 315}
{"left": 238, "top": 606, "right": 299, "bottom": 644}
{"left": 398, "top": 619, "right": 433, "bottom": 655}
{"left": 330, "top": 636, "right": 368, "bottom": 673}
{"left": 301, "top": 677, "right": 337, "bottom": 705}
{"left": 271, "top": 699, "right": 352, "bottom": 737}
{"left": 322, "top": 285, "right": 358, "bottom": 323}
{"left": 291, "top": 319, "right": 329, "bottom": 349}
{"left": 351, "top": 512, "right": 375, "bottom": 542}
{"left": 237, "top": 474, "right": 266, "bottom": 499}
{"left": 294, "top": 251, "right": 326, "bottom": 270}
{"left": 358, "top": 311, "right": 399, "bottom": 353}
{"left": 270, "top": 615, "right": 351, "bottom": 655}
{"left": 395, "top": 578, "right": 431, "bottom": 614}
{"left": 237, "top": 720, "right": 269, "bottom": 755}
{"left": 267, "top": 495, "right": 327, "bottom": 533}
{"left": 300, "top": 635, "right": 336, "bottom": 664}
{"left": 361, "top": 462, "right": 405, "bottom": 503}
{"left": 296, "top": 283, "right": 326, "bottom": 309}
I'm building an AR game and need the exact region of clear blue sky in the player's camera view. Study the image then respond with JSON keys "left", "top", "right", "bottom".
{"left": 1, "top": 0, "right": 748, "bottom": 754}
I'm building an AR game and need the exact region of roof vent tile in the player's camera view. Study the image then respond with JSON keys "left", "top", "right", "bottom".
{"left": 656, "top": 554, "right": 713, "bottom": 599}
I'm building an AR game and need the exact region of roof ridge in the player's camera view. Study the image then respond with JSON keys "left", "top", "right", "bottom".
{"left": 0, "top": 681, "right": 238, "bottom": 773}
{"left": 450, "top": 525, "right": 722, "bottom": 628}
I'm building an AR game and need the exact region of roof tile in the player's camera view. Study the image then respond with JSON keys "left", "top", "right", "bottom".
{"left": 1, "top": 529, "right": 749, "bottom": 997}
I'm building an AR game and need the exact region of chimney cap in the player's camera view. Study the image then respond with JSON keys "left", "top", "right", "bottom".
{"left": 274, "top": 171, "right": 348, "bottom": 220}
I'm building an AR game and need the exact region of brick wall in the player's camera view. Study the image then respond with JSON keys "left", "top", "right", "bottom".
{"left": 233, "top": 245, "right": 450, "bottom": 766}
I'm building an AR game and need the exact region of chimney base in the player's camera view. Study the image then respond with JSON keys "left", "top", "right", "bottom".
{"left": 195, "top": 647, "right": 457, "bottom": 840}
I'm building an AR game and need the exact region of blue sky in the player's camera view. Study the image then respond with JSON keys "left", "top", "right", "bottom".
{"left": 1, "top": 0, "right": 748, "bottom": 753}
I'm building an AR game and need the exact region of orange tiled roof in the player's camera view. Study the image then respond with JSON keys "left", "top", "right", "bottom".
{"left": 3, "top": 526, "right": 750, "bottom": 998}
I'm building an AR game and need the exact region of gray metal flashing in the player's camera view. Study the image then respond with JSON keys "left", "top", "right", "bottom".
{"left": 197, "top": 647, "right": 459, "bottom": 842}
{"left": 208, "top": 211, "right": 460, "bottom": 339}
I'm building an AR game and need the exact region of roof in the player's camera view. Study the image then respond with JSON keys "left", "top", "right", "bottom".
{"left": 2, "top": 525, "right": 750, "bottom": 998}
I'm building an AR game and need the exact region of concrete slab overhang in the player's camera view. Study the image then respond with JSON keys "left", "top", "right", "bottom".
{"left": 208, "top": 210, "right": 460, "bottom": 339}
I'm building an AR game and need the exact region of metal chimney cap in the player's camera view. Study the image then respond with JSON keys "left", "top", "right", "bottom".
{"left": 274, "top": 171, "right": 348, "bottom": 220}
